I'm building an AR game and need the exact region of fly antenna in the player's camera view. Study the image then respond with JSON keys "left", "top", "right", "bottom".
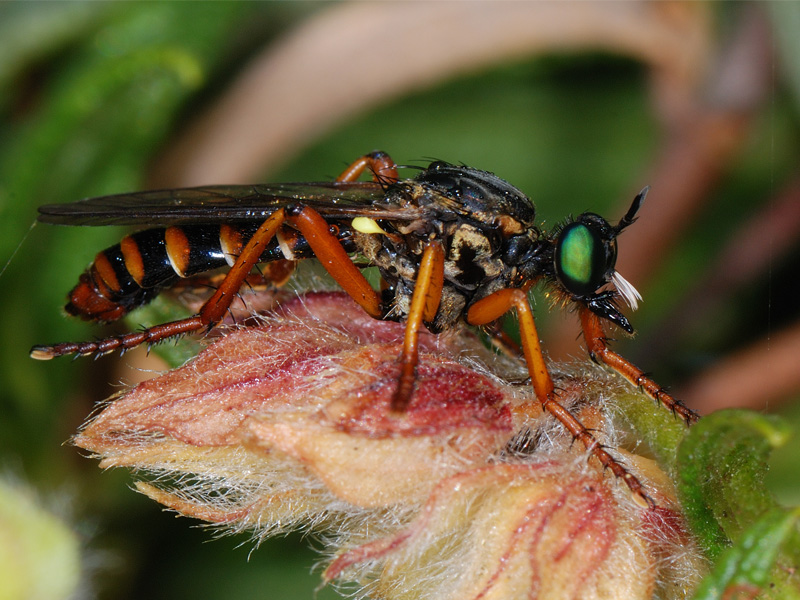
{"left": 615, "top": 186, "right": 648, "bottom": 234}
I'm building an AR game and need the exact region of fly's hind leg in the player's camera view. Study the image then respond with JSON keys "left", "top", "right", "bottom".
{"left": 31, "top": 210, "right": 289, "bottom": 359}
{"left": 31, "top": 199, "right": 389, "bottom": 360}
{"left": 336, "top": 151, "right": 451, "bottom": 412}
{"left": 580, "top": 307, "right": 699, "bottom": 424}
{"left": 467, "top": 288, "right": 654, "bottom": 508}
{"left": 167, "top": 259, "right": 297, "bottom": 319}
{"left": 31, "top": 151, "right": 398, "bottom": 360}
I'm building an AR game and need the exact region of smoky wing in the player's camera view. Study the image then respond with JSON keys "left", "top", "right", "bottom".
{"left": 37, "top": 182, "right": 419, "bottom": 226}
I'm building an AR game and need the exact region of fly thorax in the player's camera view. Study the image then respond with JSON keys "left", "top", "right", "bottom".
{"left": 360, "top": 231, "right": 417, "bottom": 291}
{"left": 443, "top": 223, "right": 504, "bottom": 291}
{"left": 502, "top": 231, "right": 548, "bottom": 288}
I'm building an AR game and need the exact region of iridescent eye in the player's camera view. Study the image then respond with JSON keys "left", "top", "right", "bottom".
{"left": 554, "top": 222, "right": 608, "bottom": 296}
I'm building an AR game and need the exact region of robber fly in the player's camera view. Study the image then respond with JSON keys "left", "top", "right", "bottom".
{"left": 31, "top": 151, "right": 698, "bottom": 507}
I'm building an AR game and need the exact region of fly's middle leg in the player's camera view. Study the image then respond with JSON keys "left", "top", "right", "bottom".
{"left": 391, "top": 241, "right": 445, "bottom": 412}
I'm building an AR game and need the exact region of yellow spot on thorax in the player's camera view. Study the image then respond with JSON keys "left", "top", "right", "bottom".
{"left": 351, "top": 217, "right": 387, "bottom": 235}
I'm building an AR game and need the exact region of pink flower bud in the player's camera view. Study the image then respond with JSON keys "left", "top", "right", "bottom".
{"left": 75, "top": 292, "right": 705, "bottom": 598}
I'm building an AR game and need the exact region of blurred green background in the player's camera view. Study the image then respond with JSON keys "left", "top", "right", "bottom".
{"left": 0, "top": 2, "right": 798, "bottom": 598}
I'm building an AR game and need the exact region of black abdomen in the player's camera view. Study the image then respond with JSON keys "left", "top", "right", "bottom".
{"left": 65, "top": 222, "right": 296, "bottom": 322}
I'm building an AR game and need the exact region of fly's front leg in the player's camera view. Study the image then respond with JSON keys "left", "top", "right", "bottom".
{"left": 580, "top": 307, "right": 699, "bottom": 425}
{"left": 468, "top": 288, "right": 654, "bottom": 508}
{"left": 31, "top": 210, "right": 288, "bottom": 359}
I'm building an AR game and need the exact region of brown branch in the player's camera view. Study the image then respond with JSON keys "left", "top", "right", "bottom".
{"left": 636, "top": 174, "right": 800, "bottom": 367}
{"left": 149, "top": 1, "right": 710, "bottom": 187}
{"left": 680, "top": 319, "right": 800, "bottom": 413}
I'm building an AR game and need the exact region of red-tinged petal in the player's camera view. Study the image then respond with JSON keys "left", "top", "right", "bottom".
{"left": 326, "top": 459, "right": 705, "bottom": 600}
{"left": 75, "top": 292, "right": 516, "bottom": 520}
{"left": 245, "top": 346, "right": 513, "bottom": 507}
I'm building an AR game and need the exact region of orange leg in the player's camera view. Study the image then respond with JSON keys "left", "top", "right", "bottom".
{"left": 336, "top": 151, "right": 398, "bottom": 184}
{"left": 31, "top": 210, "right": 289, "bottom": 359}
{"left": 32, "top": 204, "right": 384, "bottom": 358}
{"left": 32, "top": 152, "right": 400, "bottom": 360}
{"left": 468, "top": 288, "right": 653, "bottom": 508}
{"left": 206, "top": 150, "right": 397, "bottom": 324}
{"left": 336, "top": 151, "right": 452, "bottom": 411}
{"left": 199, "top": 210, "right": 287, "bottom": 324}
{"left": 580, "top": 307, "right": 699, "bottom": 424}
{"left": 391, "top": 241, "right": 445, "bottom": 412}
{"left": 168, "top": 268, "right": 296, "bottom": 296}
{"left": 286, "top": 207, "right": 382, "bottom": 318}
{"left": 207, "top": 204, "right": 381, "bottom": 320}
{"left": 467, "top": 288, "right": 552, "bottom": 399}
{"left": 485, "top": 320, "right": 524, "bottom": 361}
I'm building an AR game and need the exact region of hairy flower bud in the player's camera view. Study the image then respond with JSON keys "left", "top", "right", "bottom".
{"left": 75, "top": 292, "right": 705, "bottom": 598}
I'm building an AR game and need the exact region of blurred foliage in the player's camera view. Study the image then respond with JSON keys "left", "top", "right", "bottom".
{"left": 677, "top": 411, "right": 800, "bottom": 599}
{"left": 0, "top": 477, "right": 82, "bottom": 600}
{"left": 692, "top": 507, "right": 800, "bottom": 600}
{"left": 677, "top": 411, "right": 792, "bottom": 560}
{"left": 0, "top": 2, "right": 798, "bottom": 599}
{"left": 620, "top": 403, "right": 800, "bottom": 598}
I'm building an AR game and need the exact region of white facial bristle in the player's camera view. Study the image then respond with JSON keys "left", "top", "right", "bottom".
{"left": 611, "top": 271, "right": 642, "bottom": 311}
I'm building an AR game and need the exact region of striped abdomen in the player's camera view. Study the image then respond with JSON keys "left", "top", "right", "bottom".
{"left": 65, "top": 222, "right": 326, "bottom": 323}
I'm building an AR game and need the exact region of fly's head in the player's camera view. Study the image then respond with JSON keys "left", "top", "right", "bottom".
{"left": 551, "top": 188, "right": 648, "bottom": 333}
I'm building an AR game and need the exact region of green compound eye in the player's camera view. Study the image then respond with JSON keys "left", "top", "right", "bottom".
{"left": 555, "top": 222, "right": 606, "bottom": 296}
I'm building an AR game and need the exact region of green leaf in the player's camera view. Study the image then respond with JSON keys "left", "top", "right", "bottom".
{"left": 0, "top": 1, "right": 254, "bottom": 480}
{"left": 614, "top": 391, "right": 690, "bottom": 472}
{"left": 691, "top": 507, "right": 800, "bottom": 600}
{"left": 771, "top": 2, "right": 800, "bottom": 112}
{"left": 676, "top": 410, "right": 792, "bottom": 560}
